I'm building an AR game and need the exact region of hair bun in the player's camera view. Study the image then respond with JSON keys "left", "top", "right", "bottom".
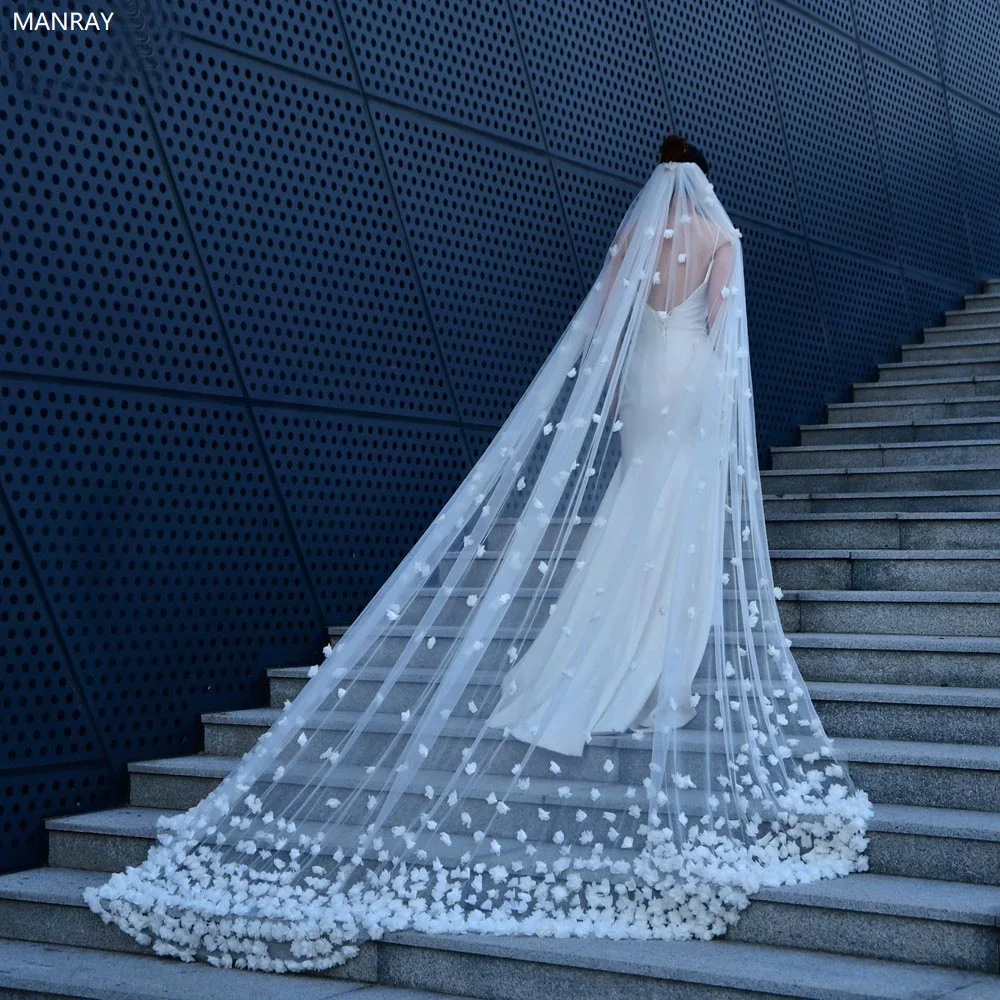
{"left": 659, "top": 133, "right": 710, "bottom": 177}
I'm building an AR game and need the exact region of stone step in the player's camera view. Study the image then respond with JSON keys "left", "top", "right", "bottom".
{"left": 902, "top": 338, "right": 1000, "bottom": 362}
{"left": 784, "top": 633, "right": 1000, "bottom": 687}
{"left": 762, "top": 488, "right": 1000, "bottom": 513}
{"left": 46, "top": 789, "right": 1000, "bottom": 890}
{"left": 964, "top": 290, "right": 1000, "bottom": 309}
{"left": 812, "top": 682, "right": 1000, "bottom": 745}
{"left": 472, "top": 512, "right": 1000, "bottom": 575}
{"left": 6, "top": 887, "right": 1000, "bottom": 1000}
{"left": 825, "top": 395, "right": 1000, "bottom": 424}
{"left": 0, "top": 939, "right": 455, "bottom": 1000}
{"left": 922, "top": 321, "right": 1000, "bottom": 345}
{"left": 363, "top": 585, "right": 793, "bottom": 629}
{"left": 265, "top": 664, "right": 1000, "bottom": 745}
{"left": 437, "top": 544, "right": 1000, "bottom": 596}
{"left": 800, "top": 415, "right": 1000, "bottom": 445}
{"left": 874, "top": 357, "right": 1000, "bottom": 382}
{"left": 945, "top": 305, "right": 1000, "bottom": 326}
{"left": 321, "top": 627, "right": 1000, "bottom": 689}
{"left": 765, "top": 511, "right": 1000, "bottom": 549}
{"left": 6, "top": 866, "right": 1000, "bottom": 975}
{"left": 851, "top": 373, "right": 1000, "bottom": 402}
{"left": 769, "top": 438, "right": 1000, "bottom": 470}
{"left": 771, "top": 548, "right": 1000, "bottom": 593}
{"left": 760, "top": 463, "right": 1000, "bottom": 495}
{"left": 200, "top": 703, "right": 1000, "bottom": 812}
{"left": 777, "top": 589, "right": 1000, "bottom": 638}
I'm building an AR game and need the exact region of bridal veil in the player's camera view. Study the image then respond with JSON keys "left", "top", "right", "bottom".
{"left": 86, "top": 160, "right": 872, "bottom": 971}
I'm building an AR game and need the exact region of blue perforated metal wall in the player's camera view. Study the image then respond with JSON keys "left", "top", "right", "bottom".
{"left": 1, "top": 0, "right": 997, "bottom": 872}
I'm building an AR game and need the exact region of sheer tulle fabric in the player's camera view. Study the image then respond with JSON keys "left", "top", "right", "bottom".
{"left": 85, "top": 161, "right": 872, "bottom": 972}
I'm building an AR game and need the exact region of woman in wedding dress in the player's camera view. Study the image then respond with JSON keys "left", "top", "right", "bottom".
{"left": 85, "top": 135, "right": 872, "bottom": 973}
{"left": 488, "top": 138, "right": 736, "bottom": 755}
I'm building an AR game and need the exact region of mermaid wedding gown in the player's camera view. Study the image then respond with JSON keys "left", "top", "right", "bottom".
{"left": 488, "top": 236, "right": 727, "bottom": 756}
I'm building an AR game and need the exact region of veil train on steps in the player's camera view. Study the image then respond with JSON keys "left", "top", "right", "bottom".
{"left": 84, "top": 159, "right": 872, "bottom": 973}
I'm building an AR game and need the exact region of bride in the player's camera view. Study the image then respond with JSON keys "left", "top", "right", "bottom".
{"left": 85, "top": 135, "right": 872, "bottom": 973}
{"left": 488, "top": 138, "right": 737, "bottom": 755}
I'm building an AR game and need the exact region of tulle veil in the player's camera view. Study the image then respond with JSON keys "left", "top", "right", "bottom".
{"left": 85, "top": 160, "right": 872, "bottom": 971}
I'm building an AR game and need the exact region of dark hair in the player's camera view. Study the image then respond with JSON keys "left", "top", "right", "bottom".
{"left": 659, "top": 134, "right": 710, "bottom": 176}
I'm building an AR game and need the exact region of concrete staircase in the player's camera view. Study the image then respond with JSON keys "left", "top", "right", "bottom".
{"left": 3, "top": 281, "right": 1000, "bottom": 999}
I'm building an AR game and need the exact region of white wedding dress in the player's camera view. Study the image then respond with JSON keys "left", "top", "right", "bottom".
{"left": 488, "top": 228, "right": 728, "bottom": 755}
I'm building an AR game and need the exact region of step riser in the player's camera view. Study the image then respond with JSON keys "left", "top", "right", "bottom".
{"left": 763, "top": 493, "right": 1000, "bottom": 513}
{"left": 866, "top": 831, "right": 1000, "bottom": 885}
{"left": 878, "top": 361, "right": 1000, "bottom": 382}
{"left": 397, "top": 588, "right": 776, "bottom": 629}
{"left": 828, "top": 399, "right": 1000, "bottom": 423}
{"left": 964, "top": 299, "right": 1000, "bottom": 314}
{"left": 317, "top": 631, "right": 785, "bottom": 673}
{"left": 47, "top": 817, "right": 1000, "bottom": 891}
{"left": 790, "top": 645, "right": 1000, "bottom": 689}
{"left": 437, "top": 549, "right": 1000, "bottom": 594}
{"left": 776, "top": 554, "right": 1000, "bottom": 592}
{"left": 201, "top": 716, "right": 831, "bottom": 789}
{"left": 786, "top": 600, "right": 1000, "bottom": 638}
{"left": 771, "top": 442, "right": 1000, "bottom": 470}
{"left": 200, "top": 721, "right": 997, "bottom": 813}
{"left": 727, "top": 900, "right": 996, "bottom": 972}
{"left": 319, "top": 632, "right": 1000, "bottom": 686}
{"left": 850, "top": 760, "right": 1000, "bottom": 811}
{"left": 767, "top": 520, "right": 1000, "bottom": 550}
{"left": 853, "top": 379, "right": 1000, "bottom": 402}
{"left": 947, "top": 309, "right": 1000, "bottom": 326}
{"left": 0, "top": 900, "right": 149, "bottom": 956}
{"left": 265, "top": 674, "right": 1000, "bottom": 747}
{"left": 800, "top": 422, "right": 1000, "bottom": 445}
{"left": 923, "top": 326, "right": 1000, "bottom": 345}
{"left": 203, "top": 724, "right": 642, "bottom": 783}
{"left": 3, "top": 894, "right": 997, "bottom": 991}
{"left": 903, "top": 341, "right": 1000, "bottom": 361}
{"left": 816, "top": 701, "right": 1000, "bottom": 746}
{"left": 13, "top": 860, "right": 997, "bottom": 976}
{"left": 761, "top": 467, "right": 1000, "bottom": 494}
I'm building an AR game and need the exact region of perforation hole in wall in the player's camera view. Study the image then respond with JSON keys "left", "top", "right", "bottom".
{"left": 0, "top": 381, "right": 317, "bottom": 766}
{"left": 854, "top": 0, "right": 938, "bottom": 77}
{"left": 759, "top": 0, "right": 895, "bottom": 260}
{"left": 0, "top": 88, "right": 238, "bottom": 393}
{"left": 646, "top": 0, "right": 801, "bottom": 231}
{"left": 811, "top": 248, "right": 912, "bottom": 389}
{"left": 257, "top": 409, "right": 473, "bottom": 623}
{"left": 509, "top": 0, "right": 669, "bottom": 180}
{"left": 741, "top": 228, "right": 839, "bottom": 454}
{"left": 864, "top": 53, "right": 973, "bottom": 284}
{"left": 339, "top": 0, "right": 541, "bottom": 146}
{"left": 375, "top": 108, "right": 580, "bottom": 426}
{"left": 171, "top": 0, "right": 356, "bottom": 86}
{"left": 155, "top": 43, "right": 455, "bottom": 416}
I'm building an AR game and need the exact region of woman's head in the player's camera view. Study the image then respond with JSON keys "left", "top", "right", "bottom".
{"left": 659, "top": 134, "right": 710, "bottom": 176}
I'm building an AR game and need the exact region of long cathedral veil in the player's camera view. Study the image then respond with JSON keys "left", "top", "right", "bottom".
{"left": 85, "top": 160, "right": 872, "bottom": 972}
